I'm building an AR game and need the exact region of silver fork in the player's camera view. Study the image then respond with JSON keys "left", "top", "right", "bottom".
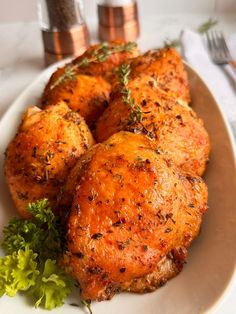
{"left": 206, "top": 30, "right": 236, "bottom": 73}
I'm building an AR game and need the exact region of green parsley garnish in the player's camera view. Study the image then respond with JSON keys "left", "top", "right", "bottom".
{"left": 2, "top": 199, "right": 61, "bottom": 261}
{"left": 32, "top": 259, "right": 71, "bottom": 310}
{"left": 0, "top": 199, "right": 71, "bottom": 310}
{"left": 0, "top": 247, "right": 39, "bottom": 297}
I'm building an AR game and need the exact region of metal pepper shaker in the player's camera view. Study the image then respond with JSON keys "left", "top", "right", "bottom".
{"left": 97, "top": 0, "right": 140, "bottom": 42}
{"left": 37, "top": 0, "right": 90, "bottom": 66}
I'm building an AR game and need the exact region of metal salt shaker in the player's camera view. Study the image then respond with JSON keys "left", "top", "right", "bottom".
{"left": 37, "top": 0, "right": 89, "bottom": 66}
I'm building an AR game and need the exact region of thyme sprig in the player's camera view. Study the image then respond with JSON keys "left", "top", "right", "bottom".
{"left": 163, "top": 17, "right": 218, "bottom": 48}
{"left": 197, "top": 17, "right": 218, "bottom": 34}
{"left": 119, "top": 64, "right": 142, "bottom": 125}
{"left": 50, "top": 41, "right": 137, "bottom": 90}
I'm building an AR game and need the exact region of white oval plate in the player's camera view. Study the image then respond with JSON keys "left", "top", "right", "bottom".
{"left": 0, "top": 62, "right": 236, "bottom": 314}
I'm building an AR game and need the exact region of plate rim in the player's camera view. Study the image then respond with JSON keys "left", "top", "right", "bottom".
{"left": 184, "top": 62, "right": 236, "bottom": 314}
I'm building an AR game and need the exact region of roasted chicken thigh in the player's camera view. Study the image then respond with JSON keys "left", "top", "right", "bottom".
{"left": 42, "top": 40, "right": 139, "bottom": 127}
{"left": 4, "top": 102, "right": 94, "bottom": 218}
{"left": 109, "top": 47, "right": 190, "bottom": 103}
{"left": 96, "top": 75, "right": 210, "bottom": 176}
{"left": 62, "top": 132, "right": 208, "bottom": 301}
{"left": 129, "top": 48, "right": 191, "bottom": 103}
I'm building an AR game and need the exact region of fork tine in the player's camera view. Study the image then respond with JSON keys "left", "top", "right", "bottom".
{"left": 219, "top": 31, "right": 231, "bottom": 58}
{"left": 214, "top": 31, "right": 224, "bottom": 59}
{"left": 206, "top": 31, "right": 213, "bottom": 51}
{"left": 206, "top": 30, "right": 236, "bottom": 73}
{"left": 206, "top": 30, "right": 229, "bottom": 64}
{"left": 211, "top": 31, "right": 220, "bottom": 51}
{"left": 215, "top": 31, "right": 224, "bottom": 57}
{"left": 206, "top": 31, "right": 218, "bottom": 61}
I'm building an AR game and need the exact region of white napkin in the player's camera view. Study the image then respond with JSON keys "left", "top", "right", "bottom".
{"left": 181, "top": 29, "right": 236, "bottom": 138}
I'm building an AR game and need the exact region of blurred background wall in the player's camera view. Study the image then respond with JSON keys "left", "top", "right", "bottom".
{"left": 0, "top": 0, "right": 236, "bottom": 23}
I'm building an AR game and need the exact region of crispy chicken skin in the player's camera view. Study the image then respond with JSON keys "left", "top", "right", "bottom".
{"left": 42, "top": 75, "right": 110, "bottom": 128}
{"left": 96, "top": 75, "right": 210, "bottom": 176}
{"left": 130, "top": 48, "right": 191, "bottom": 103}
{"left": 41, "top": 40, "right": 139, "bottom": 126}
{"left": 4, "top": 102, "right": 95, "bottom": 219}
{"left": 62, "top": 132, "right": 208, "bottom": 301}
{"left": 70, "top": 40, "right": 140, "bottom": 79}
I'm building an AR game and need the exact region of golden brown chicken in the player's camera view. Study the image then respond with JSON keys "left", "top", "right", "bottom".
{"left": 42, "top": 75, "right": 110, "bottom": 128}
{"left": 62, "top": 132, "right": 208, "bottom": 301}
{"left": 96, "top": 75, "right": 210, "bottom": 176}
{"left": 4, "top": 102, "right": 95, "bottom": 219}
{"left": 71, "top": 40, "right": 140, "bottom": 79}
{"left": 41, "top": 40, "right": 139, "bottom": 127}
{"left": 129, "top": 47, "right": 191, "bottom": 103}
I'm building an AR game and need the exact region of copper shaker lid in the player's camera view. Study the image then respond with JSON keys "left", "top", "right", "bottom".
{"left": 98, "top": 2, "right": 140, "bottom": 42}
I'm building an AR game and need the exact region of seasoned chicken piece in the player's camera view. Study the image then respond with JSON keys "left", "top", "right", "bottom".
{"left": 71, "top": 40, "right": 140, "bottom": 79}
{"left": 96, "top": 75, "right": 210, "bottom": 176}
{"left": 42, "top": 75, "right": 110, "bottom": 128}
{"left": 42, "top": 40, "right": 139, "bottom": 127}
{"left": 62, "top": 132, "right": 208, "bottom": 301}
{"left": 130, "top": 48, "right": 191, "bottom": 103}
{"left": 4, "top": 102, "right": 95, "bottom": 219}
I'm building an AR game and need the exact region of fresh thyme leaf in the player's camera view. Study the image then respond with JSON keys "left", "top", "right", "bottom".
{"left": 119, "top": 64, "right": 142, "bottom": 125}
{"left": 50, "top": 66, "right": 77, "bottom": 90}
{"left": 97, "top": 53, "right": 109, "bottom": 63}
{"left": 79, "top": 57, "right": 90, "bottom": 67}
{"left": 130, "top": 104, "right": 142, "bottom": 124}
{"left": 101, "top": 43, "right": 110, "bottom": 55}
{"left": 50, "top": 41, "right": 137, "bottom": 90}
{"left": 81, "top": 299, "right": 93, "bottom": 314}
{"left": 197, "top": 18, "right": 218, "bottom": 34}
{"left": 117, "top": 41, "right": 137, "bottom": 52}
{"left": 119, "top": 64, "right": 131, "bottom": 86}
